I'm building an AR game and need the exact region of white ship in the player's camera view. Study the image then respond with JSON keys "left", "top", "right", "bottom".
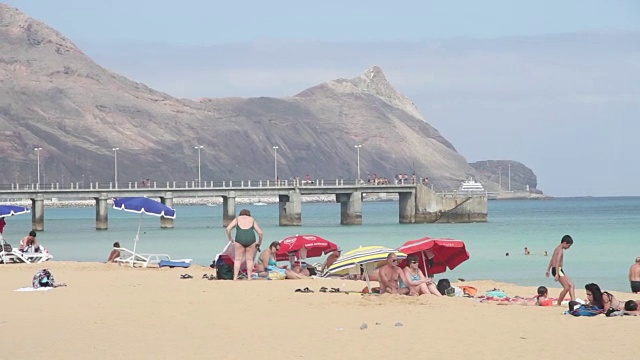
{"left": 458, "top": 178, "right": 485, "bottom": 193}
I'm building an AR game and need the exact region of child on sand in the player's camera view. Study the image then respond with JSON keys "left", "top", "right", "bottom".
{"left": 545, "top": 235, "right": 576, "bottom": 306}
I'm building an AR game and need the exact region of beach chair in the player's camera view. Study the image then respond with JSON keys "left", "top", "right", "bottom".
{"left": 115, "top": 247, "right": 192, "bottom": 268}
{"left": 0, "top": 240, "right": 29, "bottom": 264}
{"left": 20, "top": 246, "right": 53, "bottom": 264}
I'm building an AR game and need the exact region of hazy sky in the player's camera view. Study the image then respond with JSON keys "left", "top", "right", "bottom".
{"left": 5, "top": 1, "right": 640, "bottom": 196}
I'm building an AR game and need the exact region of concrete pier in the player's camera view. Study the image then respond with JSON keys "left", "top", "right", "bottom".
{"left": 222, "top": 192, "right": 236, "bottom": 226}
{"left": 160, "top": 193, "right": 174, "bottom": 229}
{"left": 279, "top": 191, "right": 302, "bottom": 226}
{"left": 414, "top": 184, "right": 487, "bottom": 223}
{"left": 31, "top": 193, "right": 45, "bottom": 231}
{"left": 398, "top": 191, "right": 415, "bottom": 224}
{"left": 337, "top": 192, "right": 362, "bottom": 225}
{"left": 95, "top": 193, "right": 109, "bottom": 230}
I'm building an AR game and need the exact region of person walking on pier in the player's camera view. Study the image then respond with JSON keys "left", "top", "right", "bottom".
{"left": 226, "top": 209, "right": 263, "bottom": 281}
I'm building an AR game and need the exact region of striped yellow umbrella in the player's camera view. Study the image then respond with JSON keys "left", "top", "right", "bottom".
{"left": 327, "top": 246, "right": 407, "bottom": 291}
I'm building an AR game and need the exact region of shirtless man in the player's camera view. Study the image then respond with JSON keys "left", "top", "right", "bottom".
{"left": 629, "top": 257, "right": 640, "bottom": 294}
{"left": 19, "top": 230, "right": 40, "bottom": 252}
{"left": 106, "top": 242, "right": 121, "bottom": 263}
{"left": 320, "top": 249, "right": 341, "bottom": 273}
{"left": 545, "top": 235, "right": 575, "bottom": 306}
{"left": 378, "top": 253, "right": 410, "bottom": 295}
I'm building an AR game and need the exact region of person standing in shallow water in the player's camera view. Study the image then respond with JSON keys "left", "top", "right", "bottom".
{"left": 629, "top": 257, "right": 640, "bottom": 294}
{"left": 226, "top": 209, "right": 263, "bottom": 281}
{"left": 546, "top": 235, "right": 575, "bottom": 306}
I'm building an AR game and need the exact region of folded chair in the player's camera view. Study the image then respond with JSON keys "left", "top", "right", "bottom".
{"left": 115, "top": 247, "right": 192, "bottom": 268}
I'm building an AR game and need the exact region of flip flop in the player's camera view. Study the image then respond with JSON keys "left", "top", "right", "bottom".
{"left": 202, "top": 274, "right": 210, "bottom": 279}
{"left": 295, "top": 287, "right": 314, "bottom": 293}
{"left": 319, "top": 286, "right": 328, "bottom": 292}
{"left": 207, "top": 275, "right": 216, "bottom": 280}
{"left": 330, "top": 287, "right": 340, "bottom": 293}
{"left": 180, "top": 274, "right": 193, "bottom": 279}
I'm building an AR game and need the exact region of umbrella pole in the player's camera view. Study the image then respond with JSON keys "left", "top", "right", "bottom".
{"left": 362, "top": 264, "right": 372, "bottom": 293}
{"left": 422, "top": 251, "right": 428, "bottom": 279}
{"left": 131, "top": 213, "right": 142, "bottom": 267}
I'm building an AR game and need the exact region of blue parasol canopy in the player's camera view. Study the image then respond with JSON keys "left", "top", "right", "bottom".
{"left": 113, "top": 197, "right": 176, "bottom": 218}
{"left": 112, "top": 197, "right": 176, "bottom": 266}
{"left": 0, "top": 205, "right": 31, "bottom": 218}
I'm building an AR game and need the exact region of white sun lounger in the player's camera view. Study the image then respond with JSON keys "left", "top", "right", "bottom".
{"left": 0, "top": 242, "right": 29, "bottom": 264}
{"left": 114, "top": 247, "right": 192, "bottom": 268}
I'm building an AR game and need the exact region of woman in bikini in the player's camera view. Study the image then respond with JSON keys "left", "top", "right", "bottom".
{"left": 257, "top": 241, "right": 307, "bottom": 280}
{"left": 400, "top": 255, "right": 441, "bottom": 296}
{"left": 225, "top": 209, "right": 263, "bottom": 280}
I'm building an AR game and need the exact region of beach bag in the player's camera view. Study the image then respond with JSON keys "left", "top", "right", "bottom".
{"left": 216, "top": 263, "right": 233, "bottom": 280}
{"left": 568, "top": 305, "right": 603, "bottom": 317}
{"left": 32, "top": 269, "right": 55, "bottom": 288}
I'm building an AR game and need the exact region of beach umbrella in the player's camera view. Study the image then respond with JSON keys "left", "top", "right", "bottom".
{"left": 275, "top": 234, "right": 338, "bottom": 262}
{"left": 0, "top": 205, "right": 30, "bottom": 243}
{"left": 113, "top": 197, "right": 176, "bottom": 266}
{"left": 397, "top": 237, "right": 469, "bottom": 276}
{"left": 327, "top": 246, "right": 407, "bottom": 292}
{"left": 0, "top": 205, "right": 31, "bottom": 218}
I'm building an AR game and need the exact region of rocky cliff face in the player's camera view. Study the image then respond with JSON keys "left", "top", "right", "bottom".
{"left": 0, "top": 5, "right": 540, "bottom": 193}
{"left": 469, "top": 160, "right": 542, "bottom": 193}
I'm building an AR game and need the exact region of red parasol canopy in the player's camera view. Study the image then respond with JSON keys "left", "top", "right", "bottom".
{"left": 397, "top": 237, "right": 469, "bottom": 276}
{"left": 275, "top": 234, "right": 338, "bottom": 261}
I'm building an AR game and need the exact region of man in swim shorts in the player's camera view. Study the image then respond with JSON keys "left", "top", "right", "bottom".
{"left": 629, "top": 257, "right": 640, "bottom": 294}
{"left": 545, "top": 235, "right": 575, "bottom": 306}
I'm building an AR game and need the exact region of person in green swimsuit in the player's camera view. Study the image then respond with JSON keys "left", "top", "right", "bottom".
{"left": 225, "top": 209, "right": 263, "bottom": 280}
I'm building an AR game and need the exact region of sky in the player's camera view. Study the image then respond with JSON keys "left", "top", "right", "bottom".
{"left": 5, "top": 0, "right": 640, "bottom": 196}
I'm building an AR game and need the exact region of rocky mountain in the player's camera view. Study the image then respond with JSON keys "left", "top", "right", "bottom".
{"left": 0, "top": 5, "right": 542, "bottom": 193}
{"left": 470, "top": 160, "right": 542, "bottom": 193}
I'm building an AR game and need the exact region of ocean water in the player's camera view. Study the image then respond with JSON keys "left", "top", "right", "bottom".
{"left": 2, "top": 197, "right": 639, "bottom": 292}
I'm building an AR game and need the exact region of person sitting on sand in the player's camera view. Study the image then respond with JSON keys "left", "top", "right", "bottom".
{"left": 569, "top": 283, "right": 605, "bottom": 312}
{"left": 400, "top": 255, "right": 441, "bottom": 296}
{"left": 106, "top": 242, "right": 121, "bottom": 263}
{"left": 320, "top": 249, "right": 341, "bottom": 273}
{"left": 378, "top": 253, "right": 410, "bottom": 295}
{"left": 259, "top": 242, "right": 307, "bottom": 280}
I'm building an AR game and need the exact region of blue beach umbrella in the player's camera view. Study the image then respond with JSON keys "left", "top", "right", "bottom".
{"left": 0, "top": 205, "right": 31, "bottom": 218}
{"left": 113, "top": 197, "right": 176, "bottom": 265}
{"left": 0, "top": 205, "right": 31, "bottom": 244}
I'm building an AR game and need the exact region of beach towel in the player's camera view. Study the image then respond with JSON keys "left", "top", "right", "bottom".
{"left": 15, "top": 287, "right": 53, "bottom": 292}
{"left": 567, "top": 305, "right": 603, "bottom": 317}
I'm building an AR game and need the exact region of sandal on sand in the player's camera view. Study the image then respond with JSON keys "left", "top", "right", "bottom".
{"left": 295, "top": 287, "right": 314, "bottom": 293}
{"left": 207, "top": 275, "right": 216, "bottom": 280}
{"left": 180, "top": 274, "right": 193, "bottom": 279}
{"left": 319, "top": 286, "right": 328, "bottom": 292}
{"left": 202, "top": 274, "right": 210, "bottom": 279}
{"left": 330, "top": 287, "right": 340, "bottom": 293}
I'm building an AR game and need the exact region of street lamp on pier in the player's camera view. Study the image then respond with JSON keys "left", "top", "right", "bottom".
{"left": 195, "top": 145, "right": 204, "bottom": 187}
{"left": 112, "top": 147, "right": 119, "bottom": 188}
{"left": 273, "top": 146, "right": 279, "bottom": 184}
{"left": 34, "top": 147, "right": 42, "bottom": 187}
{"left": 355, "top": 144, "right": 362, "bottom": 184}
{"left": 508, "top": 163, "right": 512, "bottom": 192}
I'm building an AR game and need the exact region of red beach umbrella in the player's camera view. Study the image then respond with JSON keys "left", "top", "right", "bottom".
{"left": 397, "top": 237, "right": 470, "bottom": 276}
{"left": 275, "top": 234, "right": 338, "bottom": 261}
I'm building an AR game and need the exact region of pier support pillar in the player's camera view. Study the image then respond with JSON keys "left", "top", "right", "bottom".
{"left": 31, "top": 194, "right": 45, "bottom": 231}
{"left": 95, "top": 193, "right": 109, "bottom": 230}
{"left": 279, "top": 191, "right": 302, "bottom": 226}
{"left": 337, "top": 192, "right": 362, "bottom": 225}
{"left": 399, "top": 191, "right": 415, "bottom": 224}
{"left": 160, "top": 193, "right": 174, "bottom": 229}
{"left": 222, "top": 192, "right": 236, "bottom": 227}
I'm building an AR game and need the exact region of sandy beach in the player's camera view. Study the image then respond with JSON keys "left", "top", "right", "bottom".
{"left": 1, "top": 262, "right": 637, "bottom": 360}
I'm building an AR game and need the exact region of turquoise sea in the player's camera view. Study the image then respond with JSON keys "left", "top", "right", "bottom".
{"left": 2, "top": 197, "right": 639, "bottom": 292}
